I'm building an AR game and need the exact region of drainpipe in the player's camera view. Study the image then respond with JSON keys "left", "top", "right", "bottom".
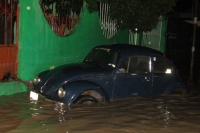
{"left": 189, "top": 0, "right": 198, "bottom": 82}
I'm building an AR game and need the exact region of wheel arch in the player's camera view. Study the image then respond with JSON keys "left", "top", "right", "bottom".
{"left": 62, "top": 80, "right": 110, "bottom": 105}
{"left": 164, "top": 80, "right": 189, "bottom": 94}
{"left": 79, "top": 89, "right": 104, "bottom": 102}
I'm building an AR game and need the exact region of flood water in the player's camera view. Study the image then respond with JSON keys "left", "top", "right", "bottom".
{"left": 0, "top": 86, "right": 200, "bottom": 133}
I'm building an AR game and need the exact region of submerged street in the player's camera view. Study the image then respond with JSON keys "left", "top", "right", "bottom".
{"left": 0, "top": 85, "right": 200, "bottom": 133}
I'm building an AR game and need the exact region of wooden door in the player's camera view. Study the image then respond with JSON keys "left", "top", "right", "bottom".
{"left": 0, "top": 0, "right": 18, "bottom": 81}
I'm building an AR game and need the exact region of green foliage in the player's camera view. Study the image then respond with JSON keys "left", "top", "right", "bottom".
{"left": 85, "top": 0, "right": 177, "bottom": 32}
{"left": 41, "top": 0, "right": 56, "bottom": 6}
{"left": 40, "top": 0, "right": 84, "bottom": 16}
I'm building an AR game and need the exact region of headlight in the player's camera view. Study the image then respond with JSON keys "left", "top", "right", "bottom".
{"left": 58, "top": 87, "right": 66, "bottom": 99}
{"left": 34, "top": 76, "right": 41, "bottom": 85}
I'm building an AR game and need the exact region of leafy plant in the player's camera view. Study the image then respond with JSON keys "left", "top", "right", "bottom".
{"left": 85, "top": 0, "right": 177, "bottom": 32}
{"left": 40, "top": 0, "right": 84, "bottom": 16}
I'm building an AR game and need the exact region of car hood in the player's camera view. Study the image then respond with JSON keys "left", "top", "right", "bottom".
{"left": 40, "top": 62, "right": 114, "bottom": 87}
{"left": 59, "top": 62, "right": 113, "bottom": 76}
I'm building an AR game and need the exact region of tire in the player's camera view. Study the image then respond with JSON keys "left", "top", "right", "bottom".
{"left": 73, "top": 95, "right": 99, "bottom": 104}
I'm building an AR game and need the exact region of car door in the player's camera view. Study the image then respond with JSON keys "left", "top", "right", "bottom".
{"left": 113, "top": 55, "right": 153, "bottom": 98}
{"left": 151, "top": 56, "right": 176, "bottom": 96}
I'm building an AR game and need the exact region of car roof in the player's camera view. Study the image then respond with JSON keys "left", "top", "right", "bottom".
{"left": 95, "top": 44, "right": 164, "bottom": 56}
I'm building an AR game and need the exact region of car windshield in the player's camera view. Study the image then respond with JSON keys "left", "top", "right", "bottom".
{"left": 84, "top": 47, "right": 120, "bottom": 68}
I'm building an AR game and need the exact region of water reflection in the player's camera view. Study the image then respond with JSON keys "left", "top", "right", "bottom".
{"left": 54, "top": 103, "right": 67, "bottom": 123}
{"left": 0, "top": 88, "right": 200, "bottom": 133}
{"left": 156, "top": 103, "right": 172, "bottom": 127}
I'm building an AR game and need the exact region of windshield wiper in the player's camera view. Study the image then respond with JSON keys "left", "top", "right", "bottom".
{"left": 86, "top": 60, "right": 115, "bottom": 68}
{"left": 86, "top": 59, "right": 100, "bottom": 63}
{"left": 86, "top": 59, "right": 108, "bottom": 66}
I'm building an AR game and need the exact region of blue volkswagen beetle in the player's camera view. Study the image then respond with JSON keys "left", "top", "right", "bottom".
{"left": 30, "top": 44, "right": 189, "bottom": 105}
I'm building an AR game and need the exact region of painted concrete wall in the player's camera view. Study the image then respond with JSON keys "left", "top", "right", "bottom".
{"left": 137, "top": 18, "right": 167, "bottom": 53}
{"left": 0, "top": 82, "right": 27, "bottom": 96}
{"left": 160, "top": 19, "right": 167, "bottom": 53}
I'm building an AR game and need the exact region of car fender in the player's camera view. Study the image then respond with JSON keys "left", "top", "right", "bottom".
{"left": 164, "top": 80, "right": 189, "bottom": 94}
{"left": 54, "top": 80, "right": 110, "bottom": 105}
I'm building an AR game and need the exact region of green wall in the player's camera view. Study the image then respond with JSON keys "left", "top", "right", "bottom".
{"left": 136, "top": 18, "right": 167, "bottom": 53}
{"left": 0, "top": 82, "right": 27, "bottom": 96}
{"left": 18, "top": 0, "right": 129, "bottom": 81}
{"left": 160, "top": 19, "right": 167, "bottom": 53}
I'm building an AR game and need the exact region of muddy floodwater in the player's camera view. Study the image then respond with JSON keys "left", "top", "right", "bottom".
{"left": 0, "top": 87, "right": 200, "bottom": 133}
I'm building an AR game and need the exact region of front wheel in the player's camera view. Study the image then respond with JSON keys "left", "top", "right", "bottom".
{"left": 73, "top": 95, "right": 99, "bottom": 104}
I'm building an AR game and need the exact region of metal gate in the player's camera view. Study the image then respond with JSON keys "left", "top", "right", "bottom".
{"left": 0, "top": 0, "right": 19, "bottom": 81}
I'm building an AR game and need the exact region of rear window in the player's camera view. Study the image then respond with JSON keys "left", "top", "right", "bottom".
{"left": 153, "top": 57, "right": 173, "bottom": 74}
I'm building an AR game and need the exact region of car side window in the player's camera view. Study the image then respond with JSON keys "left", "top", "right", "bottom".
{"left": 118, "top": 58, "right": 129, "bottom": 73}
{"left": 153, "top": 56, "right": 173, "bottom": 74}
{"left": 119, "top": 56, "right": 150, "bottom": 74}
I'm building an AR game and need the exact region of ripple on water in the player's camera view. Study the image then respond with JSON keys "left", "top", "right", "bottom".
{"left": 0, "top": 91, "right": 200, "bottom": 133}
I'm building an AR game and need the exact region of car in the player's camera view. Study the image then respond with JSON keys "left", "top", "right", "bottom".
{"left": 30, "top": 44, "right": 189, "bottom": 105}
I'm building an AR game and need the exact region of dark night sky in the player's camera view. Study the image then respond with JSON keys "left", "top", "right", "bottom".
{"left": 173, "top": 0, "right": 193, "bottom": 12}
{"left": 169, "top": 0, "right": 200, "bottom": 20}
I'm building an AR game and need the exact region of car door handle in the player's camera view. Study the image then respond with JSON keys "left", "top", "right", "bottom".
{"left": 145, "top": 77, "right": 150, "bottom": 81}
